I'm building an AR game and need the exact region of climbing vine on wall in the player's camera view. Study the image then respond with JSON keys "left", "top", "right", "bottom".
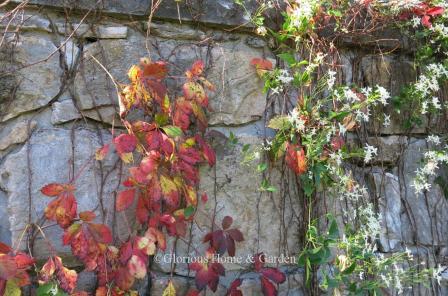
{"left": 242, "top": 0, "right": 448, "bottom": 295}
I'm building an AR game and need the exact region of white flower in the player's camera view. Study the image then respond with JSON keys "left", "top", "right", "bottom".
{"left": 277, "top": 69, "right": 293, "bottom": 84}
{"left": 364, "top": 144, "right": 378, "bottom": 163}
{"left": 411, "top": 16, "right": 421, "bottom": 28}
{"left": 338, "top": 122, "right": 347, "bottom": 136}
{"left": 433, "top": 265, "right": 446, "bottom": 285}
{"left": 361, "top": 86, "right": 372, "bottom": 97}
{"left": 327, "top": 70, "right": 336, "bottom": 90}
{"left": 330, "top": 151, "right": 343, "bottom": 166}
{"left": 383, "top": 114, "right": 391, "bottom": 127}
{"left": 432, "top": 97, "right": 442, "bottom": 109}
{"left": 287, "top": 108, "right": 306, "bottom": 132}
{"left": 256, "top": 26, "right": 267, "bottom": 36}
{"left": 427, "top": 135, "right": 441, "bottom": 145}
{"left": 422, "top": 101, "right": 428, "bottom": 114}
{"left": 376, "top": 86, "right": 390, "bottom": 105}
{"left": 344, "top": 87, "right": 359, "bottom": 103}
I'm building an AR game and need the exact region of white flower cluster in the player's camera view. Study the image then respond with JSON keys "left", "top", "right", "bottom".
{"left": 271, "top": 69, "right": 294, "bottom": 95}
{"left": 413, "top": 147, "right": 448, "bottom": 194}
{"left": 327, "top": 70, "right": 337, "bottom": 90}
{"left": 364, "top": 144, "right": 378, "bottom": 164}
{"left": 289, "top": 0, "right": 320, "bottom": 28}
{"left": 287, "top": 108, "right": 306, "bottom": 132}
{"left": 359, "top": 203, "right": 382, "bottom": 237}
{"left": 414, "top": 64, "right": 448, "bottom": 114}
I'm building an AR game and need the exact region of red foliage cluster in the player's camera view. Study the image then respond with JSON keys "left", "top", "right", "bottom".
{"left": 0, "top": 242, "right": 34, "bottom": 295}
{"left": 0, "top": 57, "right": 285, "bottom": 296}
{"left": 400, "top": 2, "right": 444, "bottom": 27}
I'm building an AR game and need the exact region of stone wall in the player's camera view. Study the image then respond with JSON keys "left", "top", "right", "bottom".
{"left": 0, "top": 1, "right": 447, "bottom": 295}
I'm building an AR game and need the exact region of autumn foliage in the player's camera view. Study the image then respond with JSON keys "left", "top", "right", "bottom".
{"left": 0, "top": 58, "right": 286, "bottom": 296}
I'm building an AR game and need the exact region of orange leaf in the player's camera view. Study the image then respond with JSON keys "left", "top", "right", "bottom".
{"left": 95, "top": 144, "right": 110, "bottom": 161}
{"left": 41, "top": 183, "right": 74, "bottom": 197}
{"left": 250, "top": 58, "right": 273, "bottom": 70}
{"left": 79, "top": 211, "right": 96, "bottom": 222}
{"left": 190, "top": 60, "right": 204, "bottom": 76}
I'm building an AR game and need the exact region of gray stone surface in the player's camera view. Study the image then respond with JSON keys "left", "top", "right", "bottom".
{"left": 51, "top": 100, "right": 81, "bottom": 124}
{"left": 372, "top": 172, "right": 403, "bottom": 252}
{"left": 16, "top": 0, "right": 257, "bottom": 27}
{"left": 0, "top": 120, "right": 37, "bottom": 151}
{"left": 0, "top": 33, "right": 63, "bottom": 122}
{"left": 0, "top": 190, "right": 12, "bottom": 245}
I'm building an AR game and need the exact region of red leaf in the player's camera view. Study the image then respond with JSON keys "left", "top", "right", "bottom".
{"left": 183, "top": 82, "right": 208, "bottom": 107}
{"left": 0, "top": 255, "right": 17, "bottom": 279}
{"left": 141, "top": 60, "right": 168, "bottom": 79}
{"left": 426, "top": 6, "right": 444, "bottom": 16}
{"left": 212, "top": 230, "right": 227, "bottom": 255}
{"left": 146, "top": 79, "right": 168, "bottom": 103}
{"left": 227, "top": 229, "right": 244, "bottom": 242}
{"left": 196, "top": 135, "right": 216, "bottom": 166}
{"left": 250, "top": 58, "right": 273, "bottom": 70}
{"left": 41, "top": 183, "right": 65, "bottom": 196}
{"left": 119, "top": 241, "right": 133, "bottom": 265}
{"left": 79, "top": 211, "right": 96, "bottom": 222}
{"left": 191, "top": 60, "right": 205, "bottom": 76}
{"left": 14, "top": 253, "right": 34, "bottom": 269}
{"left": 116, "top": 189, "right": 136, "bottom": 211}
{"left": 186, "top": 289, "right": 201, "bottom": 296}
{"left": 40, "top": 257, "right": 55, "bottom": 283}
{"left": 0, "top": 243, "right": 11, "bottom": 254}
{"left": 330, "top": 135, "right": 344, "bottom": 151}
{"left": 261, "top": 268, "right": 286, "bottom": 284}
{"left": 127, "top": 254, "right": 146, "bottom": 279}
{"left": 421, "top": 15, "right": 432, "bottom": 27}
{"left": 285, "top": 142, "right": 307, "bottom": 175}
{"left": 87, "top": 223, "right": 113, "bottom": 244}
{"left": 227, "top": 279, "right": 243, "bottom": 296}
{"left": 173, "top": 98, "right": 193, "bottom": 131}
{"left": 54, "top": 257, "right": 78, "bottom": 292}
{"left": 254, "top": 253, "right": 265, "bottom": 271}
{"left": 45, "top": 193, "right": 77, "bottom": 228}
{"left": 222, "top": 216, "right": 233, "bottom": 230}
{"left": 114, "top": 134, "right": 137, "bottom": 154}
{"left": 115, "top": 266, "right": 135, "bottom": 291}
{"left": 201, "top": 193, "right": 208, "bottom": 203}
{"left": 136, "top": 195, "right": 149, "bottom": 224}
{"left": 140, "top": 151, "right": 160, "bottom": 174}
{"left": 226, "top": 236, "right": 236, "bottom": 257}
{"left": 261, "top": 276, "right": 277, "bottom": 296}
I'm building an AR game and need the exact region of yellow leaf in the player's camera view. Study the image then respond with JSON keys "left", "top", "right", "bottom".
{"left": 162, "top": 281, "right": 176, "bottom": 296}
{"left": 120, "top": 152, "right": 134, "bottom": 164}
{"left": 160, "top": 175, "right": 177, "bottom": 195}
{"left": 5, "top": 280, "right": 21, "bottom": 296}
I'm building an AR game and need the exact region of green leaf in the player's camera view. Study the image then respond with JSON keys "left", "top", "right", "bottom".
{"left": 228, "top": 132, "right": 238, "bottom": 146}
{"left": 257, "top": 163, "right": 268, "bottom": 172}
{"left": 162, "top": 125, "right": 183, "bottom": 138}
{"left": 268, "top": 115, "right": 290, "bottom": 130}
{"left": 184, "top": 205, "right": 195, "bottom": 218}
{"left": 155, "top": 113, "right": 169, "bottom": 126}
{"left": 327, "top": 215, "right": 339, "bottom": 240}
{"left": 242, "top": 144, "right": 251, "bottom": 153}
{"left": 278, "top": 52, "right": 296, "bottom": 66}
